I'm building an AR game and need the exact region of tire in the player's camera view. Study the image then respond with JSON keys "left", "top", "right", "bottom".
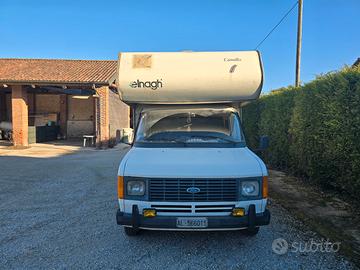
{"left": 242, "top": 227, "right": 260, "bottom": 236}
{"left": 124, "top": 226, "right": 140, "bottom": 236}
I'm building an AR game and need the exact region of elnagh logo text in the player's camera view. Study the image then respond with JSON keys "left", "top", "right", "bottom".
{"left": 129, "top": 79, "right": 163, "bottom": 90}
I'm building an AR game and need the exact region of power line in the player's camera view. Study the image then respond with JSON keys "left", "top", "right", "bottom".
{"left": 255, "top": 1, "right": 299, "bottom": 50}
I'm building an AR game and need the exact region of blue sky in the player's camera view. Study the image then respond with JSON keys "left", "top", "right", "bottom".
{"left": 0, "top": 0, "right": 358, "bottom": 92}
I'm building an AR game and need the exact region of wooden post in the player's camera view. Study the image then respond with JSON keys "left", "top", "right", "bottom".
{"left": 295, "top": 0, "right": 303, "bottom": 87}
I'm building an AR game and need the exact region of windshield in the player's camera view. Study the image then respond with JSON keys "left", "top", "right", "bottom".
{"left": 135, "top": 108, "right": 244, "bottom": 147}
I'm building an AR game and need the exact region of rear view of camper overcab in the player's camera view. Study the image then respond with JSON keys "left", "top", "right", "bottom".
{"left": 116, "top": 51, "right": 270, "bottom": 236}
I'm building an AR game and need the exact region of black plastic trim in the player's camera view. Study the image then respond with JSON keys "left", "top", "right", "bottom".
{"left": 116, "top": 204, "right": 270, "bottom": 229}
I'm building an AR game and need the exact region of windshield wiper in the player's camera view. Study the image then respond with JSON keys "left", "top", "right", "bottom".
{"left": 143, "top": 139, "right": 187, "bottom": 146}
{"left": 189, "top": 135, "right": 238, "bottom": 144}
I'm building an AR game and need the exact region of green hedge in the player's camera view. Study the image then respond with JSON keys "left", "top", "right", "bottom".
{"left": 242, "top": 66, "right": 360, "bottom": 197}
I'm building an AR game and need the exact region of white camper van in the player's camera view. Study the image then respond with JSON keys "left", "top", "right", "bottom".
{"left": 116, "top": 51, "right": 270, "bottom": 236}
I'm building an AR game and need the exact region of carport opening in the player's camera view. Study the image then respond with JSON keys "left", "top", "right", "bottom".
{"left": 0, "top": 87, "right": 97, "bottom": 147}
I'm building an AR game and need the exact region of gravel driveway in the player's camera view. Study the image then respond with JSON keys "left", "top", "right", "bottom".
{"left": 0, "top": 144, "right": 355, "bottom": 269}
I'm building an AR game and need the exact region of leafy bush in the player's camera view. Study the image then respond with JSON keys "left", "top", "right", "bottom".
{"left": 242, "top": 66, "right": 360, "bottom": 197}
{"left": 242, "top": 99, "right": 262, "bottom": 150}
{"left": 243, "top": 87, "right": 297, "bottom": 168}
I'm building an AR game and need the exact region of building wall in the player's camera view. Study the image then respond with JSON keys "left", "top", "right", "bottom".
{"left": 28, "top": 94, "right": 61, "bottom": 126}
{"left": 67, "top": 95, "right": 94, "bottom": 137}
{"left": 5, "top": 93, "right": 11, "bottom": 121}
{"left": 27, "top": 93, "right": 35, "bottom": 114}
{"left": 35, "top": 94, "right": 60, "bottom": 113}
{"left": 109, "top": 89, "right": 130, "bottom": 142}
{"left": 0, "top": 92, "right": 5, "bottom": 121}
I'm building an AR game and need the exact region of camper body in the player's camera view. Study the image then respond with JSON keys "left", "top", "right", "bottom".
{"left": 116, "top": 51, "right": 270, "bottom": 235}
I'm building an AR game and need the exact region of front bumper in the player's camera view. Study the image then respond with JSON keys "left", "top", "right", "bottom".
{"left": 116, "top": 204, "right": 270, "bottom": 231}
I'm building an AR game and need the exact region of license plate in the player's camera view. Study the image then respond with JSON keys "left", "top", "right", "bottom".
{"left": 176, "top": 217, "right": 208, "bottom": 228}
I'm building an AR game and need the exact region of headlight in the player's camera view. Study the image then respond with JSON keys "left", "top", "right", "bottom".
{"left": 241, "top": 181, "right": 259, "bottom": 196}
{"left": 127, "top": 180, "right": 145, "bottom": 196}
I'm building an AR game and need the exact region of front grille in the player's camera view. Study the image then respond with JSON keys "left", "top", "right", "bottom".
{"left": 149, "top": 178, "right": 238, "bottom": 202}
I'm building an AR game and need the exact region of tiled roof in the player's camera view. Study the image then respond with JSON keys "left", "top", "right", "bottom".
{"left": 0, "top": 58, "right": 117, "bottom": 85}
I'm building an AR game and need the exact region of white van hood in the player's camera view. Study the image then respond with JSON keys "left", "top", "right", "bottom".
{"left": 120, "top": 147, "right": 266, "bottom": 178}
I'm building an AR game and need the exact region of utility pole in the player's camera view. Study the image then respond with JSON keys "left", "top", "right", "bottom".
{"left": 295, "top": 0, "right": 303, "bottom": 87}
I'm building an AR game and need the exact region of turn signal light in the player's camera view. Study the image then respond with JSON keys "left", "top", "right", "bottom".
{"left": 232, "top": 208, "right": 245, "bottom": 217}
{"left": 262, "top": 176, "right": 268, "bottom": 198}
{"left": 118, "top": 176, "right": 124, "bottom": 199}
{"left": 143, "top": 209, "right": 156, "bottom": 218}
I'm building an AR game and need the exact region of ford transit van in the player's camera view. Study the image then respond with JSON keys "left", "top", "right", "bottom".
{"left": 115, "top": 51, "right": 270, "bottom": 236}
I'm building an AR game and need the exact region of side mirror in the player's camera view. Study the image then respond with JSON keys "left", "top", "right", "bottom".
{"left": 259, "top": 135, "right": 269, "bottom": 150}
{"left": 121, "top": 128, "right": 134, "bottom": 145}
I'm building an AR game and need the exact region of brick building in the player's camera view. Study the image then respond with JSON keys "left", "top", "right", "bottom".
{"left": 0, "top": 58, "right": 129, "bottom": 147}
